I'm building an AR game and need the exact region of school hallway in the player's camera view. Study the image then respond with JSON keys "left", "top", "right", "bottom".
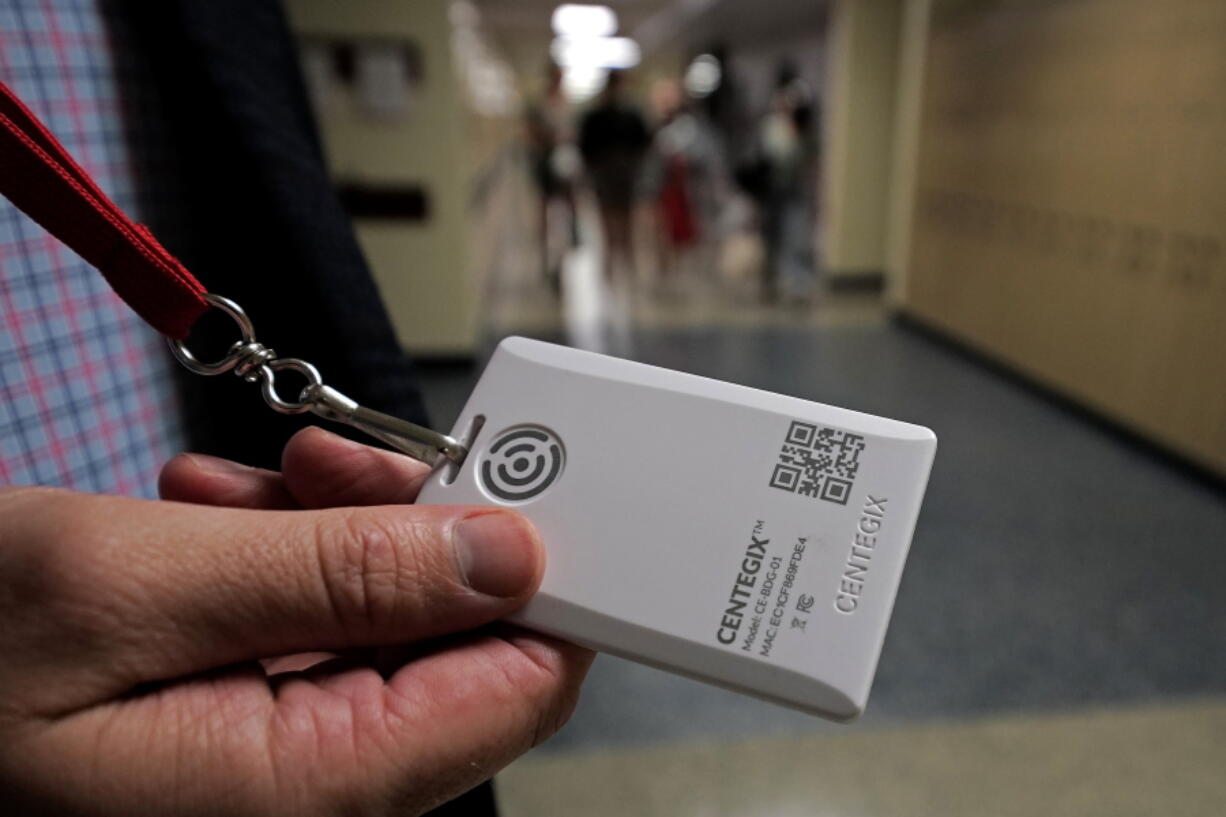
{"left": 416, "top": 174, "right": 1226, "bottom": 817}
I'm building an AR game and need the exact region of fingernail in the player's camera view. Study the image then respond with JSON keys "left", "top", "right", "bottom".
{"left": 187, "top": 453, "right": 254, "bottom": 475}
{"left": 454, "top": 512, "right": 540, "bottom": 597}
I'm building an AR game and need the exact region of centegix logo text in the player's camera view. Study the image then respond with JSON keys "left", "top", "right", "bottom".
{"left": 834, "top": 495, "right": 888, "bottom": 614}
{"left": 716, "top": 521, "right": 770, "bottom": 645}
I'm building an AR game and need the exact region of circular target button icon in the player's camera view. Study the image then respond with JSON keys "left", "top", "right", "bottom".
{"left": 479, "top": 425, "right": 565, "bottom": 503}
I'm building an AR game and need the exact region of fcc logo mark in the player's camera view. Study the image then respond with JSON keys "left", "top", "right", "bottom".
{"left": 479, "top": 426, "right": 565, "bottom": 503}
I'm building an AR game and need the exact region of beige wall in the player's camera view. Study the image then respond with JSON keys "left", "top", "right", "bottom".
{"left": 898, "top": 0, "right": 1226, "bottom": 475}
{"left": 285, "top": 0, "right": 475, "bottom": 355}
{"left": 885, "top": 0, "right": 931, "bottom": 306}
{"left": 824, "top": 0, "right": 903, "bottom": 275}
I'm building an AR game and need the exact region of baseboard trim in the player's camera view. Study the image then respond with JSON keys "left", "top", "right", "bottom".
{"left": 893, "top": 310, "right": 1225, "bottom": 493}
{"left": 826, "top": 270, "right": 885, "bottom": 293}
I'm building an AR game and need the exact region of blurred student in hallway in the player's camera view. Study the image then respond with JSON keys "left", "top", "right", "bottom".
{"left": 739, "top": 63, "right": 821, "bottom": 303}
{"left": 579, "top": 69, "right": 650, "bottom": 281}
{"left": 525, "top": 59, "right": 580, "bottom": 293}
{"left": 645, "top": 77, "right": 728, "bottom": 288}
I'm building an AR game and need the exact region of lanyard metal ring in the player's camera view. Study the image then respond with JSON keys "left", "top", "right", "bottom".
{"left": 167, "top": 294, "right": 466, "bottom": 466}
{"left": 168, "top": 294, "right": 256, "bottom": 376}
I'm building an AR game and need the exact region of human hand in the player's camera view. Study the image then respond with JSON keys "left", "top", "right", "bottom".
{"left": 0, "top": 427, "right": 593, "bottom": 816}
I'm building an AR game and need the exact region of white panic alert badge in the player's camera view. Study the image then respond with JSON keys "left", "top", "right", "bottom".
{"left": 417, "top": 337, "right": 937, "bottom": 721}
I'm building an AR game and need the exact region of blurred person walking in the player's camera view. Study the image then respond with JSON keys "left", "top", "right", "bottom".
{"left": 742, "top": 64, "right": 820, "bottom": 303}
{"left": 525, "top": 59, "right": 579, "bottom": 294}
{"left": 645, "top": 78, "right": 728, "bottom": 288}
{"left": 579, "top": 70, "right": 650, "bottom": 282}
{"left": 698, "top": 45, "right": 751, "bottom": 174}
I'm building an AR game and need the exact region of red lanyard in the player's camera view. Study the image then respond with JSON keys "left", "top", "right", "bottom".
{"left": 0, "top": 80, "right": 208, "bottom": 339}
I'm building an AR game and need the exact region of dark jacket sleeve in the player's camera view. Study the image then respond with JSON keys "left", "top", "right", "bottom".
{"left": 119, "top": 0, "right": 429, "bottom": 469}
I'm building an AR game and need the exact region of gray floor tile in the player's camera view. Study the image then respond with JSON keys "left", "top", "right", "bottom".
{"left": 419, "top": 322, "right": 1226, "bottom": 751}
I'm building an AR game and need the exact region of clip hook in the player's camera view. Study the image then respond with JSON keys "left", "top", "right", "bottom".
{"left": 168, "top": 293, "right": 467, "bottom": 468}
{"left": 306, "top": 384, "right": 467, "bottom": 466}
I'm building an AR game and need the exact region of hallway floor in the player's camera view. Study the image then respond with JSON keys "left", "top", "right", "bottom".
{"left": 417, "top": 173, "right": 1226, "bottom": 816}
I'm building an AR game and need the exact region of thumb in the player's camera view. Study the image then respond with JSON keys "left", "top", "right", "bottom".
{"left": 11, "top": 490, "right": 542, "bottom": 704}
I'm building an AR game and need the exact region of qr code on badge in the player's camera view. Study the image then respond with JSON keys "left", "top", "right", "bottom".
{"left": 768, "top": 421, "right": 865, "bottom": 505}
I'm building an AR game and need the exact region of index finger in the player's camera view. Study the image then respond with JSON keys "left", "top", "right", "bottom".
{"left": 281, "top": 427, "right": 433, "bottom": 508}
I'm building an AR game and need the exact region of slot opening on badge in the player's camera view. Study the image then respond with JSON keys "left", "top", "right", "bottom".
{"left": 440, "top": 413, "right": 485, "bottom": 485}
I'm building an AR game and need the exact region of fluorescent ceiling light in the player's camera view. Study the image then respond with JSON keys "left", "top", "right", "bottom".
{"left": 552, "top": 4, "right": 618, "bottom": 38}
{"left": 551, "top": 36, "right": 640, "bottom": 70}
{"left": 563, "top": 66, "right": 608, "bottom": 102}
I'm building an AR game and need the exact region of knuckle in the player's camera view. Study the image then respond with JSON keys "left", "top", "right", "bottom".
{"left": 486, "top": 641, "right": 583, "bottom": 750}
{"left": 312, "top": 510, "right": 443, "bottom": 635}
{"left": 521, "top": 664, "right": 581, "bottom": 749}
